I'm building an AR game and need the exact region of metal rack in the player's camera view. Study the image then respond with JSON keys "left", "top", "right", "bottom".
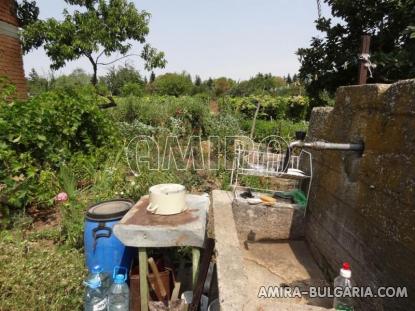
{"left": 230, "top": 143, "right": 313, "bottom": 208}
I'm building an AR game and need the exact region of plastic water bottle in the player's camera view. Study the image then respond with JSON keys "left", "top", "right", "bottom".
{"left": 333, "top": 262, "right": 354, "bottom": 311}
{"left": 108, "top": 266, "right": 130, "bottom": 311}
{"left": 87, "top": 265, "right": 111, "bottom": 292}
{"left": 84, "top": 278, "right": 108, "bottom": 311}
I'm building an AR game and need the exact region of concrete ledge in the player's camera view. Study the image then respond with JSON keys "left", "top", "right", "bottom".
{"left": 233, "top": 199, "right": 305, "bottom": 241}
{"left": 212, "top": 190, "right": 248, "bottom": 311}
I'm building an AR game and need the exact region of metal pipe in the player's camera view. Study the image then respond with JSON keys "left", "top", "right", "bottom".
{"left": 282, "top": 140, "right": 364, "bottom": 172}
{"left": 289, "top": 140, "right": 364, "bottom": 151}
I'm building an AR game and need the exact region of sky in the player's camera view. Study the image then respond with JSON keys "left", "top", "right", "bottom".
{"left": 23, "top": 0, "right": 333, "bottom": 80}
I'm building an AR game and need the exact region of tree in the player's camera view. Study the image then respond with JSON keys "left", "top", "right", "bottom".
{"left": 286, "top": 74, "right": 292, "bottom": 84}
{"left": 15, "top": 0, "right": 39, "bottom": 27}
{"left": 213, "top": 77, "right": 234, "bottom": 97}
{"left": 205, "top": 78, "right": 214, "bottom": 90}
{"left": 121, "top": 82, "right": 144, "bottom": 97}
{"left": 21, "top": 0, "right": 166, "bottom": 86}
{"left": 152, "top": 73, "right": 193, "bottom": 97}
{"left": 297, "top": 0, "right": 415, "bottom": 106}
{"left": 104, "top": 64, "right": 143, "bottom": 96}
{"left": 229, "top": 73, "right": 286, "bottom": 96}
{"left": 194, "top": 75, "right": 202, "bottom": 86}
{"left": 27, "top": 68, "right": 49, "bottom": 96}
{"left": 149, "top": 71, "right": 156, "bottom": 83}
{"left": 52, "top": 68, "right": 91, "bottom": 91}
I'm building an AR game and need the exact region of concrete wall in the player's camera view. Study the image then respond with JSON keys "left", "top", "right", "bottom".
{"left": 0, "top": 0, "right": 28, "bottom": 99}
{"left": 305, "top": 80, "right": 415, "bottom": 310}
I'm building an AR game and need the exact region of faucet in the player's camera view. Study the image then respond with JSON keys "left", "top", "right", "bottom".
{"left": 282, "top": 131, "right": 364, "bottom": 171}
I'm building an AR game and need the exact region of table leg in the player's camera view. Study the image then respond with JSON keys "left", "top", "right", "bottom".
{"left": 139, "top": 248, "right": 148, "bottom": 311}
{"left": 192, "top": 247, "right": 200, "bottom": 288}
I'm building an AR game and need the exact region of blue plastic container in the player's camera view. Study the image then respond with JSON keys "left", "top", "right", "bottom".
{"left": 84, "top": 199, "right": 135, "bottom": 275}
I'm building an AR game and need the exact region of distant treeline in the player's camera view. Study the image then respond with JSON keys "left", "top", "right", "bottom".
{"left": 26, "top": 65, "right": 304, "bottom": 98}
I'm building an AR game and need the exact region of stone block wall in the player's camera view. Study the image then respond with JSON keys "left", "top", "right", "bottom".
{"left": 305, "top": 80, "right": 415, "bottom": 310}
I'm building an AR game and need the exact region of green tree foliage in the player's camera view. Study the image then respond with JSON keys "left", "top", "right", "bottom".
{"left": 213, "top": 77, "right": 235, "bottom": 97}
{"left": 15, "top": 0, "right": 39, "bottom": 27}
{"left": 0, "top": 82, "right": 115, "bottom": 209}
{"left": 21, "top": 0, "right": 166, "bottom": 85}
{"left": 121, "top": 83, "right": 144, "bottom": 97}
{"left": 230, "top": 73, "right": 286, "bottom": 96}
{"left": 52, "top": 68, "right": 91, "bottom": 91}
{"left": 151, "top": 73, "right": 193, "bottom": 96}
{"left": 297, "top": 0, "right": 415, "bottom": 106}
{"left": 194, "top": 75, "right": 202, "bottom": 86}
{"left": 27, "top": 68, "right": 49, "bottom": 96}
{"left": 224, "top": 95, "right": 309, "bottom": 121}
{"left": 104, "top": 64, "right": 144, "bottom": 96}
{"left": 149, "top": 71, "right": 156, "bottom": 83}
{"left": 240, "top": 119, "right": 308, "bottom": 143}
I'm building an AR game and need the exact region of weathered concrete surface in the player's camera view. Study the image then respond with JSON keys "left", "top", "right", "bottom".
{"left": 305, "top": 80, "right": 415, "bottom": 310}
{"left": 212, "top": 190, "right": 248, "bottom": 311}
{"left": 243, "top": 241, "right": 332, "bottom": 310}
{"left": 114, "top": 194, "right": 208, "bottom": 248}
{"left": 213, "top": 190, "right": 332, "bottom": 311}
{"left": 233, "top": 198, "right": 305, "bottom": 241}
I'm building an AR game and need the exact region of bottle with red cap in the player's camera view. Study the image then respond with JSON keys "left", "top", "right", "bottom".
{"left": 333, "top": 262, "right": 354, "bottom": 311}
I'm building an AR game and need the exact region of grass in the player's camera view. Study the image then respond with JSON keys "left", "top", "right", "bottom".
{"left": 0, "top": 227, "right": 86, "bottom": 311}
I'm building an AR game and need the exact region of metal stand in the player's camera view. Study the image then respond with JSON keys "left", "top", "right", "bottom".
{"left": 230, "top": 144, "right": 313, "bottom": 212}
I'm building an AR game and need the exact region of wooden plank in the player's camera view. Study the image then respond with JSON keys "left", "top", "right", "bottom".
{"left": 139, "top": 248, "right": 149, "bottom": 311}
{"left": 358, "top": 35, "right": 371, "bottom": 85}
{"left": 192, "top": 248, "right": 200, "bottom": 288}
{"left": 148, "top": 257, "right": 167, "bottom": 302}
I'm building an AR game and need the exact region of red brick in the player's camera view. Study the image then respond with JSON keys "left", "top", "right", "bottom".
{"left": 0, "top": 17, "right": 27, "bottom": 99}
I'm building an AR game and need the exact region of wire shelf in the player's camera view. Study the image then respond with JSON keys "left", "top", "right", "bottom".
{"left": 230, "top": 144, "right": 313, "bottom": 212}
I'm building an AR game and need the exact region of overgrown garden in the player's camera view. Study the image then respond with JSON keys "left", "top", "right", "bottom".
{"left": 1, "top": 0, "right": 414, "bottom": 309}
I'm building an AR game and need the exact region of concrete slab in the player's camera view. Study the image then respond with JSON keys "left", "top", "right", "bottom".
{"left": 242, "top": 241, "right": 332, "bottom": 310}
{"left": 233, "top": 196, "right": 305, "bottom": 241}
{"left": 212, "top": 190, "right": 333, "bottom": 311}
{"left": 114, "top": 194, "right": 209, "bottom": 248}
{"left": 212, "top": 190, "right": 248, "bottom": 311}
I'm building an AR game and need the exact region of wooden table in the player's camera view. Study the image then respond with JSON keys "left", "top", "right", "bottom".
{"left": 114, "top": 194, "right": 209, "bottom": 311}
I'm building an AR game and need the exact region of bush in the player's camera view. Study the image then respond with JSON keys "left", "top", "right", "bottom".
{"left": 51, "top": 68, "right": 91, "bottom": 92}
{"left": 223, "top": 94, "right": 309, "bottom": 121}
{"left": 241, "top": 119, "right": 309, "bottom": 142}
{"left": 112, "top": 95, "right": 211, "bottom": 137}
{"left": 104, "top": 65, "right": 144, "bottom": 96}
{"left": 0, "top": 87, "right": 117, "bottom": 211}
{"left": 121, "top": 82, "right": 144, "bottom": 97}
{"left": 151, "top": 73, "right": 193, "bottom": 97}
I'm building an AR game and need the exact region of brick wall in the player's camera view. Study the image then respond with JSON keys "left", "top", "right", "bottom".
{"left": 0, "top": 0, "right": 28, "bottom": 99}
{"left": 0, "top": 0, "right": 18, "bottom": 26}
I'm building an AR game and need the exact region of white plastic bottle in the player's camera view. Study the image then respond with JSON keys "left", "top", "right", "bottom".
{"left": 333, "top": 262, "right": 354, "bottom": 311}
{"left": 108, "top": 272, "right": 130, "bottom": 311}
{"left": 84, "top": 278, "right": 108, "bottom": 311}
